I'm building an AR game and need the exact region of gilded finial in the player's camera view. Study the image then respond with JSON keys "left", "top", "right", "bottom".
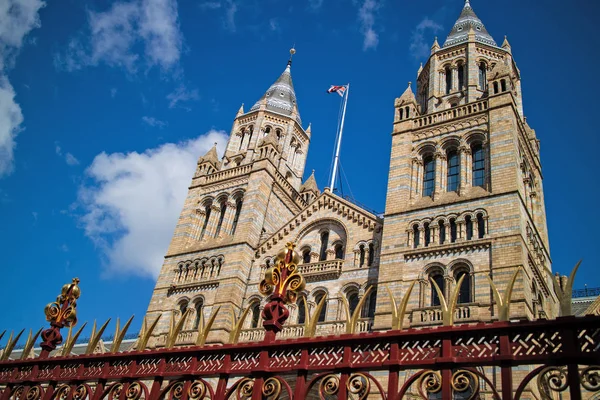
{"left": 288, "top": 46, "right": 296, "bottom": 66}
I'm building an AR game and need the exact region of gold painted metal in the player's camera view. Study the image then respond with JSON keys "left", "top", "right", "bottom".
{"left": 341, "top": 286, "right": 374, "bottom": 334}
{"left": 347, "top": 373, "right": 370, "bottom": 400}
{"left": 552, "top": 260, "right": 582, "bottom": 316}
{"left": 451, "top": 370, "right": 479, "bottom": 400}
{"left": 85, "top": 319, "right": 111, "bottom": 355}
{"left": 261, "top": 377, "right": 282, "bottom": 398}
{"left": 259, "top": 242, "right": 306, "bottom": 303}
{"left": 166, "top": 308, "right": 191, "bottom": 349}
{"left": 136, "top": 314, "right": 161, "bottom": 351}
{"left": 44, "top": 278, "right": 81, "bottom": 328}
{"left": 20, "top": 328, "right": 42, "bottom": 360}
{"left": 417, "top": 370, "right": 442, "bottom": 397}
{"left": 61, "top": 322, "right": 87, "bottom": 356}
{"left": 488, "top": 267, "right": 522, "bottom": 321}
{"left": 236, "top": 378, "right": 254, "bottom": 399}
{"left": 228, "top": 306, "right": 251, "bottom": 345}
{"left": 195, "top": 306, "right": 220, "bottom": 346}
{"left": 386, "top": 281, "right": 416, "bottom": 330}
{"left": 537, "top": 366, "right": 568, "bottom": 398}
{"left": 0, "top": 330, "right": 24, "bottom": 361}
{"left": 110, "top": 315, "right": 134, "bottom": 353}
{"left": 430, "top": 274, "right": 466, "bottom": 326}
{"left": 303, "top": 294, "right": 327, "bottom": 338}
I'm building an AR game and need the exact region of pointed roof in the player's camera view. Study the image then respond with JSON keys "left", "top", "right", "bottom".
{"left": 249, "top": 58, "right": 301, "bottom": 123}
{"left": 443, "top": 0, "right": 497, "bottom": 48}
{"left": 398, "top": 82, "right": 417, "bottom": 104}
{"left": 300, "top": 170, "right": 319, "bottom": 194}
{"left": 198, "top": 143, "right": 219, "bottom": 167}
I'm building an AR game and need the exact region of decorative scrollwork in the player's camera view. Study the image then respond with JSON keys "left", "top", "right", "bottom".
{"left": 451, "top": 370, "right": 479, "bottom": 400}
{"left": 417, "top": 370, "right": 442, "bottom": 398}
{"left": 41, "top": 278, "right": 81, "bottom": 353}
{"left": 108, "top": 384, "right": 124, "bottom": 400}
{"left": 347, "top": 374, "right": 370, "bottom": 400}
{"left": 261, "top": 377, "right": 281, "bottom": 399}
{"left": 319, "top": 374, "right": 340, "bottom": 398}
{"left": 11, "top": 386, "right": 24, "bottom": 400}
{"left": 170, "top": 382, "right": 184, "bottom": 400}
{"left": 126, "top": 382, "right": 143, "bottom": 400}
{"left": 73, "top": 385, "right": 88, "bottom": 400}
{"left": 581, "top": 366, "right": 600, "bottom": 392}
{"left": 537, "top": 367, "right": 568, "bottom": 398}
{"left": 188, "top": 381, "right": 207, "bottom": 400}
{"left": 53, "top": 385, "right": 71, "bottom": 400}
{"left": 236, "top": 378, "right": 254, "bottom": 400}
{"left": 25, "top": 386, "right": 42, "bottom": 400}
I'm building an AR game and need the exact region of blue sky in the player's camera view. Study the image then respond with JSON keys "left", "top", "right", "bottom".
{"left": 0, "top": 0, "right": 598, "bottom": 338}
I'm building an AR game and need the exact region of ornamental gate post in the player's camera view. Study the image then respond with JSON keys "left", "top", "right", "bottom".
{"left": 499, "top": 330, "right": 514, "bottom": 400}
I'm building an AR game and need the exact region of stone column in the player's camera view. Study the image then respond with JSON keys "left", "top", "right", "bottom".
{"left": 472, "top": 219, "right": 479, "bottom": 240}
{"left": 415, "top": 159, "right": 423, "bottom": 197}
{"left": 205, "top": 204, "right": 221, "bottom": 239}
{"left": 457, "top": 220, "right": 465, "bottom": 242}
{"left": 435, "top": 151, "right": 445, "bottom": 195}
{"left": 407, "top": 230, "right": 413, "bottom": 248}
{"left": 452, "top": 68, "right": 458, "bottom": 93}
{"left": 418, "top": 227, "right": 424, "bottom": 248}
{"left": 459, "top": 145, "right": 469, "bottom": 192}
{"left": 431, "top": 225, "right": 438, "bottom": 245}
{"left": 326, "top": 249, "right": 335, "bottom": 261}
{"left": 221, "top": 200, "right": 237, "bottom": 237}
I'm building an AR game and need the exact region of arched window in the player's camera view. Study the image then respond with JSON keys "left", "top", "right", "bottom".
{"left": 347, "top": 292, "right": 359, "bottom": 317}
{"left": 247, "top": 126, "right": 254, "bottom": 147}
{"left": 367, "top": 243, "right": 374, "bottom": 266}
{"left": 399, "top": 108, "right": 404, "bottom": 120}
{"left": 450, "top": 219, "right": 457, "bottom": 243}
{"left": 447, "top": 150, "right": 460, "bottom": 192}
{"left": 478, "top": 62, "right": 487, "bottom": 90}
{"left": 472, "top": 144, "right": 486, "bottom": 188}
{"left": 264, "top": 126, "right": 271, "bottom": 136}
{"left": 214, "top": 199, "right": 227, "bottom": 237}
{"left": 405, "top": 106, "right": 410, "bottom": 118}
{"left": 359, "top": 245, "right": 366, "bottom": 266}
{"left": 422, "top": 155, "right": 435, "bottom": 197}
{"left": 445, "top": 67, "right": 452, "bottom": 95}
{"left": 297, "top": 297, "right": 306, "bottom": 324}
{"left": 493, "top": 81, "right": 499, "bottom": 94}
{"left": 465, "top": 216, "right": 473, "bottom": 240}
{"left": 179, "top": 300, "right": 188, "bottom": 316}
{"left": 477, "top": 213, "right": 485, "bottom": 238}
{"left": 250, "top": 302, "right": 261, "bottom": 329}
{"left": 457, "top": 64, "right": 465, "bottom": 90}
{"left": 438, "top": 220, "right": 446, "bottom": 244}
{"left": 193, "top": 299, "right": 204, "bottom": 329}
{"left": 275, "top": 129, "right": 282, "bottom": 141}
{"left": 501, "top": 79, "right": 507, "bottom": 92}
{"left": 335, "top": 243, "right": 344, "bottom": 260}
{"left": 431, "top": 273, "right": 445, "bottom": 307}
{"left": 265, "top": 259, "right": 271, "bottom": 269}
{"left": 238, "top": 129, "right": 245, "bottom": 150}
{"left": 315, "top": 292, "right": 327, "bottom": 322}
{"left": 302, "top": 248, "right": 311, "bottom": 264}
{"left": 362, "top": 288, "right": 377, "bottom": 319}
{"left": 413, "top": 225, "right": 420, "bottom": 248}
{"left": 231, "top": 197, "right": 243, "bottom": 234}
{"left": 424, "top": 223, "right": 431, "bottom": 247}
{"left": 200, "top": 202, "right": 212, "bottom": 239}
{"left": 319, "top": 231, "right": 329, "bottom": 261}
{"left": 455, "top": 270, "right": 472, "bottom": 304}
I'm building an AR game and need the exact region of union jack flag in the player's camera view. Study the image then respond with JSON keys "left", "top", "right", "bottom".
{"left": 327, "top": 85, "right": 347, "bottom": 97}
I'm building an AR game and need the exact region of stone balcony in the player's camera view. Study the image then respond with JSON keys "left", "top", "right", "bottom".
{"left": 297, "top": 260, "right": 343, "bottom": 282}
{"left": 410, "top": 304, "right": 480, "bottom": 327}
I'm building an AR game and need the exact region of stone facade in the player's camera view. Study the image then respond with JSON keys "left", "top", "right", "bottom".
{"left": 144, "top": 0, "right": 558, "bottom": 348}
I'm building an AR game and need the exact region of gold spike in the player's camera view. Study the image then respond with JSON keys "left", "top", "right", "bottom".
{"left": 0, "top": 331, "right": 6, "bottom": 342}
{"left": 136, "top": 314, "right": 161, "bottom": 351}
{"left": 345, "top": 286, "right": 374, "bottom": 334}
{"left": 552, "top": 260, "right": 582, "bottom": 317}
{"left": 20, "top": 328, "right": 42, "bottom": 360}
{"left": 1, "top": 329, "right": 24, "bottom": 361}
{"left": 196, "top": 307, "right": 220, "bottom": 346}
{"left": 111, "top": 315, "right": 134, "bottom": 353}
{"left": 229, "top": 306, "right": 251, "bottom": 345}
{"left": 166, "top": 309, "right": 191, "bottom": 349}
{"left": 304, "top": 295, "right": 327, "bottom": 338}
{"left": 85, "top": 319, "right": 111, "bottom": 355}
{"left": 488, "top": 267, "right": 522, "bottom": 321}
{"left": 386, "top": 281, "right": 416, "bottom": 330}
{"left": 430, "top": 274, "right": 465, "bottom": 326}
{"left": 61, "top": 322, "right": 87, "bottom": 356}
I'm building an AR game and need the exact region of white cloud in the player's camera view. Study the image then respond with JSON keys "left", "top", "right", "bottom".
{"left": 166, "top": 84, "right": 199, "bottom": 109}
{"left": 141, "top": 115, "right": 167, "bottom": 128}
{"left": 269, "top": 18, "right": 280, "bottom": 32}
{"left": 357, "top": 0, "right": 381, "bottom": 51}
{"left": 199, "top": 0, "right": 237, "bottom": 32}
{"left": 56, "top": 0, "right": 183, "bottom": 74}
{"left": 410, "top": 17, "right": 443, "bottom": 60}
{"left": 110, "top": 87, "right": 117, "bottom": 97}
{"left": 78, "top": 130, "right": 228, "bottom": 278}
{"left": 0, "top": 0, "right": 45, "bottom": 178}
{"left": 55, "top": 141, "right": 80, "bottom": 166}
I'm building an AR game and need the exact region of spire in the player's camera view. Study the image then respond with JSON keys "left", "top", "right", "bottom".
{"left": 431, "top": 37, "right": 440, "bottom": 54}
{"left": 502, "top": 35, "right": 512, "bottom": 53}
{"left": 398, "top": 82, "right": 417, "bottom": 104}
{"left": 443, "top": 0, "right": 497, "bottom": 48}
{"left": 300, "top": 170, "right": 319, "bottom": 195}
{"left": 249, "top": 48, "right": 301, "bottom": 123}
{"left": 198, "top": 143, "right": 220, "bottom": 167}
{"left": 236, "top": 103, "right": 244, "bottom": 116}
{"left": 417, "top": 63, "right": 423, "bottom": 78}
{"left": 306, "top": 123, "right": 311, "bottom": 136}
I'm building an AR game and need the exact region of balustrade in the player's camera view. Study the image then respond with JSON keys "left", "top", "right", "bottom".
{"left": 412, "top": 305, "right": 478, "bottom": 326}
{"left": 411, "top": 99, "right": 488, "bottom": 129}
{"left": 297, "top": 260, "right": 343, "bottom": 281}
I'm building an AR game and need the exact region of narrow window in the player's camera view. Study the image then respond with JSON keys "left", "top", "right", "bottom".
{"left": 297, "top": 298, "right": 306, "bottom": 324}
{"left": 455, "top": 271, "right": 472, "bottom": 304}
{"left": 422, "top": 155, "right": 435, "bottom": 197}
{"left": 413, "top": 225, "right": 420, "bottom": 248}
{"left": 179, "top": 301, "right": 188, "bottom": 316}
{"left": 458, "top": 64, "right": 465, "bottom": 90}
{"left": 501, "top": 79, "right": 507, "bottom": 92}
{"left": 359, "top": 245, "right": 366, "bottom": 266}
{"left": 302, "top": 248, "right": 311, "bottom": 264}
{"left": 424, "top": 223, "right": 431, "bottom": 247}
{"left": 335, "top": 244, "right": 344, "bottom": 260}
{"left": 450, "top": 219, "right": 457, "bottom": 243}
{"left": 472, "top": 144, "right": 486, "bottom": 188}
{"left": 465, "top": 216, "right": 473, "bottom": 240}
{"left": 438, "top": 220, "right": 446, "bottom": 244}
{"left": 193, "top": 300, "right": 204, "bottom": 329}
{"left": 200, "top": 202, "right": 212, "bottom": 239}
{"left": 347, "top": 292, "right": 359, "bottom": 317}
{"left": 477, "top": 213, "right": 485, "bottom": 238}
{"left": 363, "top": 289, "right": 377, "bottom": 318}
{"left": 368, "top": 243, "right": 374, "bottom": 266}
{"left": 238, "top": 129, "right": 245, "bottom": 150}
{"left": 247, "top": 126, "right": 254, "bottom": 147}
{"left": 445, "top": 67, "right": 452, "bottom": 95}
{"left": 264, "top": 126, "right": 271, "bottom": 135}
{"left": 250, "top": 302, "right": 261, "bottom": 328}
{"left": 315, "top": 293, "right": 327, "bottom": 322}
{"left": 478, "top": 62, "right": 487, "bottom": 90}
{"left": 493, "top": 81, "right": 499, "bottom": 94}
{"left": 275, "top": 129, "right": 282, "bottom": 141}
{"left": 447, "top": 150, "right": 460, "bottom": 192}
{"left": 399, "top": 108, "right": 404, "bottom": 120}
{"left": 231, "top": 198, "right": 243, "bottom": 234}
{"left": 431, "top": 274, "right": 445, "bottom": 307}
{"left": 214, "top": 199, "right": 227, "bottom": 237}
{"left": 405, "top": 106, "right": 410, "bottom": 118}
{"left": 319, "top": 231, "right": 329, "bottom": 261}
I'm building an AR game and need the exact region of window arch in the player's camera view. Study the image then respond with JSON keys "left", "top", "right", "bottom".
{"left": 231, "top": 197, "right": 243, "bottom": 234}
{"left": 438, "top": 220, "right": 446, "bottom": 244}
{"left": 367, "top": 242, "right": 374, "bottom": 266}
{"left": 447, "top": 149, "right": 460, "bottom": 192}
{"left": 472, "top": 143, "right": 486, "bottom": 188}
{"left": 465, "top": 215, "right": 473, "bottom": 240}
{"left": 314, "top": 292, "right": 327, "bottom": 322}
{"left": 424, "top": 223, "right": 431, "bottom": 247}
{"left": 238, "top": 128, "right": 245, "bottom": 150}
{"left": 430, "top": 272, "right": 445, "bottom": 307}
{"left": 359, "top": 244, "right": 366, "bottom": 266}
{"left": 450, "top": 219, "right": 457, "bottom": 243}
{"left": 302, "top": 247, "right": 311, "bottom": 264}
{"left": 362, "top": 288, "right": 377, "bottom": 319}
{"left": 493, "top": 81, "right": 499, "bottom": 94}
{"left": 297, "top": 297, "right": 306, "bottom": 324}
{"left": 399, "top": 108, "right": 404, "bottom": 120}
{"left": 478, "top": 62, "right": 487, "bottom": 90}
{"left": 422, "top": 154, "right": 435, "bottom": 197}
{"left": 413, "top": 225, "right": 420, "bottom": 248}
{"left": 455, "top": 269, "right": 472, "bottom": 304}
{"left": 334, "top": 243, "right": 344, "bottom": 260}
{"left": 501, "top": 79, "right": 507, "bottom": 92}
{"left": 347, "top": 291, "right": 360, "bottom": 317}
{"left": 477, "top": 213, "right": 485, "bottom": 238}
{"left": 200, "top": 201, "right": 212, "bottom": 239}
{"left": 178, "top": 300, "right": 189, "bottom": 316}
{"left": 445, "top": 66, "right": 452, "bottom": 95}
{"left": 275, "top": 128, "right": 282, "bottom": 141}
{"left": 192, "top": 299, "right": 204, "bottom": 329}
{"left": 319, "top": 231, "right": 329, "bottom": 261}
{"left": 250, "top": 302, "right": 261, "bottom": 329}
{"left": 457, "top": 63, "right": 465, "bottom": 90}
{"left": 214, "top": 198, "right": 227, "bottom": 238}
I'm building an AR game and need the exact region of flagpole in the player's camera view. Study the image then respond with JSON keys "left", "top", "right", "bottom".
{"left": 330, "top": 83, "right": 349, "bottom": 191}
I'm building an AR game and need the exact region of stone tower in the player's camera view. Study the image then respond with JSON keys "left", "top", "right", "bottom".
{"left": 144, "top": 54, "right": 315, "bottom": 345}
{"left": 375, "top": 0, "right": 557, "bottom": 329}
